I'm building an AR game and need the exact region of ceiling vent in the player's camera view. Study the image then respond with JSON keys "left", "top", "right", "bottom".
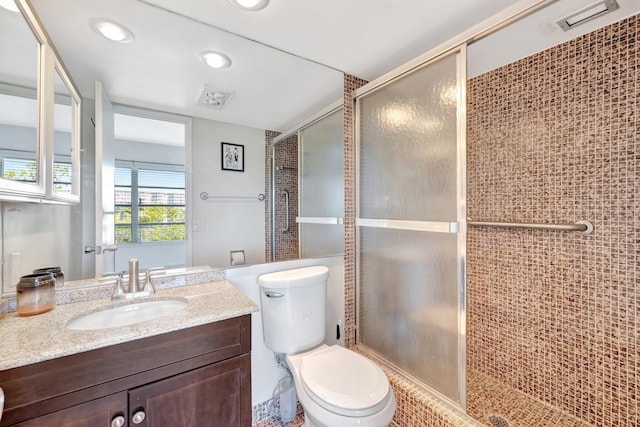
{"left": 197, "top": 87, "right": 234, "bottom": 109}
{"left": 556, "top": 0, "right": 619, "bottom": 31}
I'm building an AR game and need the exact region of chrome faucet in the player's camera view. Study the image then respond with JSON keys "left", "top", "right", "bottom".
{"left": 110, "top": 258, "right": 159, "bottom": 300}
{"left": 128, "top": 258, "right": 140, "bottom": 293}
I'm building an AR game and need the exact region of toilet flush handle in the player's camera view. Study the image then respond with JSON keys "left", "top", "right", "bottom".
{"left": 263, "top": 290, "right": 284, "bottom": 298}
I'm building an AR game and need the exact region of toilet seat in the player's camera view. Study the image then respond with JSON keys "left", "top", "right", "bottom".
{"left": 299, "top": 345, "right": 391, "bottom": 417}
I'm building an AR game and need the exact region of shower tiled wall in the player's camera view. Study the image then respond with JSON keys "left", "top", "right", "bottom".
{"left": 466, "top": 13, "right": 639, "bottom": 426}
{"left": 343, "top": 74, "right": 368, "bottom": 348}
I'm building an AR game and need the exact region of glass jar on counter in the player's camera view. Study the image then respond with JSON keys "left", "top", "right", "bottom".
{"left": 16, "top": 273, "right": 56, "bottom": 316}
{"left": 32, "top": 266, "right": 65, "bottom": 288}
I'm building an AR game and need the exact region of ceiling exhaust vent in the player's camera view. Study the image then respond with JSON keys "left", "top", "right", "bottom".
{"left": 556, "top": 0, "right": 619, "bottom": 31}
{"left": 197, "top": 87, "right": 234, "bottom": 109}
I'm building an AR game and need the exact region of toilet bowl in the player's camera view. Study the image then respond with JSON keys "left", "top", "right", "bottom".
{"left": 258, "top": 266, "right": 396, "bottom": 426}
{"left": 286, "top": 344, "right": 396, "bottom": 427}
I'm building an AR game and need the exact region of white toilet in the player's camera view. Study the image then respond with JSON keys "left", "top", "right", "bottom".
{"left": 258, "top": 266, "right": 396, "bottom": 427}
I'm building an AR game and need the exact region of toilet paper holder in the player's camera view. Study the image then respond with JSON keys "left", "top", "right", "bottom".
{"left": 230, "top": 250, "right": 245, "bottom": 266}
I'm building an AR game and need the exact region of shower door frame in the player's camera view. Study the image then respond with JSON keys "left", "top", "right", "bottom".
{"left": 351, "top": 0, "right": 559, "bottom": 410}
{"left": 353, "top": 45, "right": 468, "bottom": 409}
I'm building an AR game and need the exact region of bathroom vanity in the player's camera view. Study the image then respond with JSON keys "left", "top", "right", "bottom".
{"left": 0, "top": 280, "right": 257, "bottom": 426}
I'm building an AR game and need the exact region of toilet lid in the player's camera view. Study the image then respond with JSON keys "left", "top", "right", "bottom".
{"left": 300, "top": 345, "right": 391, "bottom": 417}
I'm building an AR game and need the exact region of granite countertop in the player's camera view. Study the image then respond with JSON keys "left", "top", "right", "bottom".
{"left": 0, "top": 280, "right": 258, "bottom": 371}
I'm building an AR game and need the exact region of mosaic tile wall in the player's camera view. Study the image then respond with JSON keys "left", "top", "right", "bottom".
{"left": 264, "top": 131, "right": 299, "bottom": 262}
{"left": 343, "top": 74, "right": 368, "bottom": 348}
{"left": 466, "top": 13, "right": 639, "bottom": 427}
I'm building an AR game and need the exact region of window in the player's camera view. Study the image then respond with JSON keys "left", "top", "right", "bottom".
{"left": 1, "top": 157, "right": 72, "bottom": 192}
{"left": 1, "top": 158, "right": 37, "bottom": 182}
{"left": 115, "top": 163, "right": 186, "bottom": 244}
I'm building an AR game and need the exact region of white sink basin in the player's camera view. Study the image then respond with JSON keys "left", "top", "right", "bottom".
{"left": 66, "top": 298, "right": 188, "bottom": 330}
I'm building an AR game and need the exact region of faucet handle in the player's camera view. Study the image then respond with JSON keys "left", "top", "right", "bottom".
{"left": 99, "top": 271, "right": 123, "bottom": 283}
{"left": 110, "top": 272, "right": 126, "bottom": 299}
{"left": 146, "top": 266, "right": 165, "bottom": 275}
{"left": 142, "top": 268, "right": 160, "bottom": 294}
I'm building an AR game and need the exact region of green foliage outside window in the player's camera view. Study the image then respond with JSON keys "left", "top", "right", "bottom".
{"left": 115, "top": 166, "right": 186, "bottom": 244}
{"left": 2, "top": 160, "right": 72, "bottom": 193}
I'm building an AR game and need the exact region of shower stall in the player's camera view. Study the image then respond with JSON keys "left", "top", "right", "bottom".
{"left": 355, "top": 47, "right": 467, "bottom": 407}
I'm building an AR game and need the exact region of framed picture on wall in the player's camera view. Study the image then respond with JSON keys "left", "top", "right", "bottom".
{"left": 221, "top": 142, "right": 244, "bottom": 172}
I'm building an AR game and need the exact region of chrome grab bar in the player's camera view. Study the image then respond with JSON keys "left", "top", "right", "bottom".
{"left": 200, "top": 192, "right": 265, "bottom": 201}
{"left": 282, "top": 190, "right": 290, "bottom": 233}
{"left": 468, "top": 219, "right": 593, "bottom": 234}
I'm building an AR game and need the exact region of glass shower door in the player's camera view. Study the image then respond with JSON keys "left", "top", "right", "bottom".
{"left": 356, "top": 48, "right": 466, "bottom": 406}
{"left": 298, "top": 107, "right": 344, "bottom": 258}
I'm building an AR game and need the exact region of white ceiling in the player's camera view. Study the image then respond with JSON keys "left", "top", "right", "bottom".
{"left": 7, "top": 0, "right": 640, "bottom": 133}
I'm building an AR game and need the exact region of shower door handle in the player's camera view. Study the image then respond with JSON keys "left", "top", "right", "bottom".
{"left": 282, "top": 190, "right": 290, "bottom": 233}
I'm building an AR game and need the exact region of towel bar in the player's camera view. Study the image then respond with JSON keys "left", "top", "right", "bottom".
{"left": 467, "top": 220, "right": 593, "bottom": 234}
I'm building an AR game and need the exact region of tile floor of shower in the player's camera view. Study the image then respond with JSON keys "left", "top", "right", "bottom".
{"left": 467, "top": 370, "right": 590, "bottom": 427}
{"left": 253, "top": 371, "right": 591, "bottom": 427}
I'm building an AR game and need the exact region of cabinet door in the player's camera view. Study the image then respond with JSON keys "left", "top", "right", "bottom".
{"left": 128, "top": 354, "right": 251, "bottom": 427}
{"left": 12, "top": 392, "right": 127, "bottom": 427}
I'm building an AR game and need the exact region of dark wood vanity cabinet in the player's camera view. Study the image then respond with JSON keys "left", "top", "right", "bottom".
{"left": 0, "top": 316, "right": 251, "bottom": 427}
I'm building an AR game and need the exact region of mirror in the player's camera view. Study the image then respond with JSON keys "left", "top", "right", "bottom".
{"left": 0, "top": 0, "right": 344, "bottom": 292}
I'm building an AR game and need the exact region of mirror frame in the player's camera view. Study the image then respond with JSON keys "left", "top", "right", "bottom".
{"left": 0, "top": 0, "right": 47, "bottom": 199}
{"left": 0, "top": 0, "right": 81, "bottom": 203}
{"left": 48, "top": 57, "right": 81, "bottom": 203}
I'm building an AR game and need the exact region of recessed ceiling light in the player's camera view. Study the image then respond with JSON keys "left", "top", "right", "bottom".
{"left": 89, "top": 18, "right": 135, "bottom": 43}
{"left": 0, "top": 0, "right": 20, "bottom": 13}
{"left": 228, "top": 0, "right": 269, "bottom": 11}
{"left": 199, "top": 51, "right": 232, "bottom": 69}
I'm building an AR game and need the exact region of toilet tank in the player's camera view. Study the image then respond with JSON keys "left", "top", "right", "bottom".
{"left": 258, "top": 266, "right": 329, "bottom": 354}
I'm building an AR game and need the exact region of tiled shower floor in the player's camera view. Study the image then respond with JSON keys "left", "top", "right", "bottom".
{"left": 254, "top": 371, "right": 590, "bottom": 427}
{"left": 467, "top": 370, "right": 592, "bottom": 427}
